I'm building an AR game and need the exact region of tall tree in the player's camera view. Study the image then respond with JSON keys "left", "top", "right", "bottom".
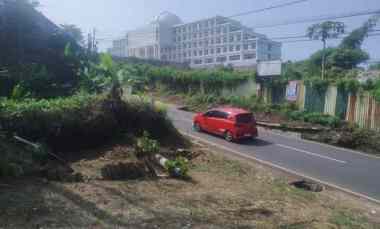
{"left": 60, "top": 24, "right": 84, "bottom": 46}
{"left": 307, "top": 21, "right": 345, "bottom": 79}
{"left": 340, "top": 14, "right": 380, "bottom": 50}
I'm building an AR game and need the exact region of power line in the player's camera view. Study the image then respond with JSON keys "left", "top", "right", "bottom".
{"left": 253, "top": 8, "right": 380, "bottom": 29}
{"left": 280, "top": 32, "right": 380, "bottom": 44}
{"left": 228, "top": 0, "right": 308, "bottom": 18}
{"left": 271, "top": 29, "right": 380, "bottom": 40}
{"left": 96, "top": 10, "right": 380, "bottom": 43}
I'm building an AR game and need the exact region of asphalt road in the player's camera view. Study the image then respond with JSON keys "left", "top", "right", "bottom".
{"left": 167, "top": 105, "right": 380, "bottom": 203}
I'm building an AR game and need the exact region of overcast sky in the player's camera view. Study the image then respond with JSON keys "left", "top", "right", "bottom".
{"left": 38, "top": 0, "right": 380, "bottom": 62}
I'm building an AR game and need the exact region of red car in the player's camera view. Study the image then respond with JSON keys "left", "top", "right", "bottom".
{"left": 193, "top": 107, "right": 258, "bottom": 142}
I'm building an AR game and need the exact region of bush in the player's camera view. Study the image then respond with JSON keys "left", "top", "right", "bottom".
{"left": 0, "top": 93, "right": 181, "bottom": 151}
{"left": 288, "top": 111, "right": 341, "bottom": 128}
{"left": 165, "top": 156, "right": 189, "bottom": 178}
{"left": 135, "top": 131, "right": 160, "bottom": 159}
{"left": 0, "top": 136, "right": 48, "bottom": 178}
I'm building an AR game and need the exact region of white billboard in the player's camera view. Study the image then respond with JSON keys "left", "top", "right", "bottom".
{"left": 257, "top": 60, "right": 282, "bottom": 77}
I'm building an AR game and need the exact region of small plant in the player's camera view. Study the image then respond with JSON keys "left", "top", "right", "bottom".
{"left": 135, "top": 131, "right": 160, "bottom": 159}
{"left": 165, "top": 156, "right": 189, "bottom": 178}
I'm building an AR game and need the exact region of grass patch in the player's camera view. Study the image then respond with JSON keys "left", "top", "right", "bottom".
{"left": 329, "top": 210, "right": 371, "bottom": 229}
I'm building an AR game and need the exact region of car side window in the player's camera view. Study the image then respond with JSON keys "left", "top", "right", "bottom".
{"left": 204, "top": 110, "right": 217, "bottom": 117}
{"left": 214, "top": 111, "right": 229, "bottom": 119}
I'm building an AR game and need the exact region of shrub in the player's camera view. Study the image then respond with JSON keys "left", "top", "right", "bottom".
{"left": 288, "top": 111, "right": 341, "bottom": 128}
{"left": 165, "top": 156, "right": 189, "bottom": 178}
{"left": 135, "top": 131, "right": 160, "bottom": 159}
{"left": 0, "top": 93, "right": 181, "bottom": 151}
{"left": 0, "top": 136, "right": 48, "bottom": 178}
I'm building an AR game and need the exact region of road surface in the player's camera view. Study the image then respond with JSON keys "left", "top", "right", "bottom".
{"left": 167, "top": 105, "right": 380, "bottom": 203}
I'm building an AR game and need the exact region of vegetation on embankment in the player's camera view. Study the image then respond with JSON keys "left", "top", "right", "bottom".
{"left": 0, "top": 93, "right": 182, "bottom": 152}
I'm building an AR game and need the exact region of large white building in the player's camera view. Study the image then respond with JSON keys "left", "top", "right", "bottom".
{"left": 108, "top": 12, "right": 281, "bottom": 69}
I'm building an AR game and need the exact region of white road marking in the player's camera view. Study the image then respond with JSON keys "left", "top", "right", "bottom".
{"left": 171, "top": 115, "right": 347, "bottom": 164}
{"left": 259, "top": 127, "right": 380, "bottom": 160}
{"left": 276, "top": 144, "right": 347, "bottom": 164}
{"left": 180, "top": 131, "right": 380, "bottom": 205}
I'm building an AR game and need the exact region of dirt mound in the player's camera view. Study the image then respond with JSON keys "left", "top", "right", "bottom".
{"left": 101, "top": 162, "right": 147, "bottom": 180}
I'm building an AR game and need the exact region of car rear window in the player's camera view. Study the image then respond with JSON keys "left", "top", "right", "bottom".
{"left": 235, "top": 113, "right": 253, "bottom": 123}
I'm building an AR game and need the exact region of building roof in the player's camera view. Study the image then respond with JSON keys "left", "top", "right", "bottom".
{"left": 152, "top": 11, "right": 183, "bottom": 27}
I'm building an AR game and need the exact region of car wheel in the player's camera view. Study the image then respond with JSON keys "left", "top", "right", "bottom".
{"left": 193, "top": 122, "right": 202, "bottom": 132}
{"left": 224, "top": 131, "right": 234, "bottom": 142}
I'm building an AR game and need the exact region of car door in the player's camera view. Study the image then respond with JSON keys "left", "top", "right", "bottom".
{"left": 207, "top": 110, "right": 229, "bottom": 135}
{"left": 202, "top": 110, "right": 217, "bottom": 133}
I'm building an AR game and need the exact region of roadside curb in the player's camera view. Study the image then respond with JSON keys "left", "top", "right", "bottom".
{"left": 180, "top": 131, "right": 380, "bottom": 205}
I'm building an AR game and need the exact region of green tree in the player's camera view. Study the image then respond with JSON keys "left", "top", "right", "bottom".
{"left": 60, "top": 24, "right": 84, "bottom": 45}
{"left": 307, "top": 21, "right": 345, "bottom": 79}
{"left": 328, "top": 48, "right": 369, "bottom": 70}
{"left": 340, "top": 15, "right": 380, "bottom": 50}
{"left": 369, "top": 63, "right": 380, "bottom": 71}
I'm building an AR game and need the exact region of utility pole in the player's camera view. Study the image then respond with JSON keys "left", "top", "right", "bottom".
{"left": 0, "top": 0, "right": 6, "bottom": 67}
{"left": 92, "top": 28, "right": 98, "bottom": 53}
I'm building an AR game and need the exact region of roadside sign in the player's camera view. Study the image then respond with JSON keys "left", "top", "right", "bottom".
{"left": 286, "top": 81, "right": 298, "bottom": 101}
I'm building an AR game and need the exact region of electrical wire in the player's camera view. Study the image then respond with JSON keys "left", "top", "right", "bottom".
{"left": 228, "top": 0, "right": 308, "bottom": 18}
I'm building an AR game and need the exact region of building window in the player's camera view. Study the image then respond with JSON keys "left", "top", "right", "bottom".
{"left": 211, "top": 39, "right": 214, "bottom": 44}
{"left": 199, "top": 33, "right": 203, "bottom": 38}
{"left": 193, "top": 51, "right": 197, "bottom": 56}
{"left": 222, "top": 26, "right": 227, "bottom": 33}
{"left": 194, "top": 59, "right": 202, "bottom": 64}
{"left": 216, "top": 38, "right": 221, "bottom": 44}
{"left": 229, "top": 45, "right": 234, "bottom": 52}
{"left": 205, "top": 49, "right": 209, "bottom": 55}
{"left": 223, "top": 46, "right": 227, "bottom": 53}
{"left": 237, "top": 34, "right": 242, "bottom": 41}
{"left": 205, "top": 58, "right": 214, "bottom": 63}
{"left": 243, "top": 44, "right": 249, "bottom": 50}
{"left": 251, "top": 43, "right": 256, "bottom": 49}
{"left": 188, "top": 51, "right": 191, "bottom": 57}
{"left": 229, "top": 55, "right": 241, "bottom": 61}
{"left": 199, "top": 50, "right": 203, "bottom": 56}
{"left": 216, "top": 56, "right": 227, "bottom": 62}
{"left": 199, "top": 41, "right": 203, "bottom": 46}
{"left": 223, "top": 36, "right": 227, "bottom": 43}
{"left": 244, "top": 53, "right": 256, "bottom": 59}
{"left": 189, "top": 43, "right": 192, "bottom": 48}
{"left": 236, "top": 45, "right": 241, "bottom": 51}
{"left": 229, "top": 35, "right": 234, "bottom": 42}
{"left": 205, "top": 40, "right": 209, "bottom": 46}
{"left": 210, "top": 48, "right": 214, "bottom": 54}
{"left": 216, "top": 47, "right": 221, "bottom": 54}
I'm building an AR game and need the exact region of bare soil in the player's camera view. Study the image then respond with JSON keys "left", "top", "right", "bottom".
{"left": 1, "top": 141, "right": 379, "bottom": 229}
